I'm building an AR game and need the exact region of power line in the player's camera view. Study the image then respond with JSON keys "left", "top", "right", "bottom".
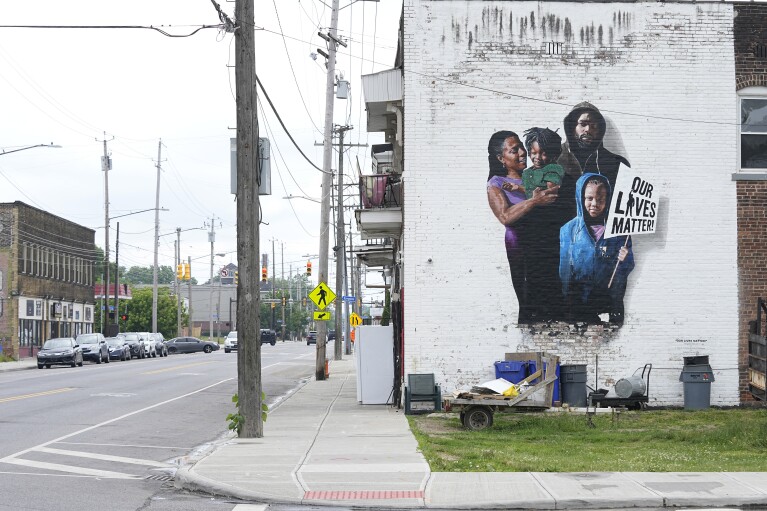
{"left": 0, "top": 24, "right": 221, "bottom": 38}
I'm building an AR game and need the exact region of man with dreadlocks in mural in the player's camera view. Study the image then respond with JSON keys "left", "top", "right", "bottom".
{"left": 558, "top": 102, "right": 630, "bottom": 193}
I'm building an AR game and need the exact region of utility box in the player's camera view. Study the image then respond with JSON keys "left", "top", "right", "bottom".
{"left": 230, "top": 137, "right": 271, "bottom": 196}
{"left": 679, "top": 356, "right": 715, "bottom": 410}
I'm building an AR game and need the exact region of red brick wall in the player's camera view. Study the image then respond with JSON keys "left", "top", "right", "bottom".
{"left": 735, "top": 4, "right": 767, "bottom": 403}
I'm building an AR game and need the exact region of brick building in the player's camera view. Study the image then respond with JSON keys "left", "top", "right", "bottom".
{"left": 358, "top": 1, "right": 767, "bottom": 406}
{"left": 0, "top": 202, "right": 96, "bottom": 359}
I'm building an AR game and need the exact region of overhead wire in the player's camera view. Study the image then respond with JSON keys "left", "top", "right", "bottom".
{"left": 272, "top": 0, "right": 323, "bottom": 135}
{"left": 257, "top": 97, "right": 318, "bottom": 237}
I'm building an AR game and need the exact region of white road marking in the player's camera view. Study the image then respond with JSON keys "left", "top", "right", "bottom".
{"left": 1, "top": 458, "right": 138, "bottom": 479}
{"left": 37, "top": 447, "right": 171, "bottom": 468}
{"left": 56, "top": 442, "right": 192, "bottom": 450}
{"left": 232, "top": 505, "right": 268, "bottom": 511}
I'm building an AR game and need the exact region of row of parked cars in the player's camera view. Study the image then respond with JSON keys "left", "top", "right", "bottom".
{"left": 223, "top": 329, "right": 278, "bottom": 353}
{"left": 36, "top": 332, "right": 221, "bottom": 369}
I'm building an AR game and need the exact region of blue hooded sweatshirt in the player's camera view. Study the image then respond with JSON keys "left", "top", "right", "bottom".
{"left": 559, "top": 173, "right": 634, "bottom": 302}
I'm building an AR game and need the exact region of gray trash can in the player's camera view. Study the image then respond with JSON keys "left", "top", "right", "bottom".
{"left": 679, "top": 356, "right": 715, "bottom": 410}
{"left": 560, "top": 364, "right": 587, "bottom": 407}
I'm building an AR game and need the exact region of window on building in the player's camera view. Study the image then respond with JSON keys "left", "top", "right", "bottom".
{"left": 740, "top": 87, "right": 767, "bottom": 171}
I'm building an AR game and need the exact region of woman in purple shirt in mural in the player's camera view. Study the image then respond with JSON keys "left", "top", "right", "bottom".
{"left": 486, "top": 130, "right": 559, "bottom": 323}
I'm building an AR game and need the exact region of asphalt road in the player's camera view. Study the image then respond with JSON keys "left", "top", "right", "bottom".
{"left": 0, "top": 340, "right": 318, "bottom": 511}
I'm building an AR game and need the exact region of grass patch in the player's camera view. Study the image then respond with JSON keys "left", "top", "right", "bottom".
{"left": 408, "top": 409, "right": 767, "bottom": 472}
{"left": 0, "top": 354, "right": 16, "bottom": 363}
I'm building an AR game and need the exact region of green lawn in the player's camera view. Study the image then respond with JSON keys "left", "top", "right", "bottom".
{"left": 407, "top": 409, "right": 767, "bottom": 472}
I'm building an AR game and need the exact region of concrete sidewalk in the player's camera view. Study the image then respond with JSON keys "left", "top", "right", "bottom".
{"left": 175, "top": 358, "right": 767, "bottom": 509}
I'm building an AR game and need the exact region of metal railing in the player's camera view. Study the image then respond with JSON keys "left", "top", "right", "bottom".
{"left": 749, "top": 298, "right": 767, "bottom": 401}
{"left": 359, "top": 174, "right": 402, "bottom": 209}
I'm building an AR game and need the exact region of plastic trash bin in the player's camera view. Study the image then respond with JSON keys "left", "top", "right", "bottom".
{"left": 560, "top": 364, "right": 587, "bottom": 407}
{"left": 679, "top": 356, "right": 714, "bottom": 410}
{"left": 494, "top": 361, "right": 528, "bottom": 383}
{"left": 527, "top": 360, "right": 561, "bottom": 405}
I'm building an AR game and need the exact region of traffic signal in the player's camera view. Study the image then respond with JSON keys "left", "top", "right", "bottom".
{"left": 176, "top": 264, "right": 184, "bottom": 279}
{"left": 282, "top": 296, "right": 286, "bottom": 306}
{"left": 235, "top": 271, "right": 239, "bottom": 285}
{"left": 183, "top": 263, "right": 191, "bottom": 280}
{"left": 120, "top": 314, "right": 128, "bottom": 321}
{"left": 306, "top": 260, "right": 312, "bottom": 277}
{"left": 271, "top": 302, "right": 276, "bottom": 309}
{"left": 302, "top": 297, "right": 307, "bottom": 307}
{"left": 261, "top": 266, "right": 267, "bottom": 282}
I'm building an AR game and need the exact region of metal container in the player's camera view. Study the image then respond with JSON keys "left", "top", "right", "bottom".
{"left": 614, "top": 375, "right": 646, "bottom": 398}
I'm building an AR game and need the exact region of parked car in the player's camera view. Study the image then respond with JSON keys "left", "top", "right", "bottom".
{"left": 307, "top": 331, "right": 318, "bottom": 346}
{"left": 76, "top": 333, "right": 110, "bottom": 364}
{"left": 224, "top": 331, "right": 237, "bottom": 353}
{"left": 260, "top": 329, "right": 277, "bottom": 346}
{"left": 121, "top": 332, "right": 146, "bottom": 359}
{"left": 138, "top": 332, "right": 157, "bottom": 358}
{"left": 166, "top": 337, "right": 220, "bottom": 354}
{"left": 37, "top": 337, "right": 83, "bottom": 368}
{"left": 327, "top": 330, "right": 336, "bottom": 342}
{"left": 150, "top": 333, "right": 168, "bottom": 357}
{"left": 105, "top": 337, "right": 131, "bottom": 361}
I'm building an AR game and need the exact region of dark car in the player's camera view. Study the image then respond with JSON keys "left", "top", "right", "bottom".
{"left": 260, "top": 329, "right": 277, "bottom": 346}
{"left": 150, "top": 333, "right": 168, "bottom": 357}
{"left": 327, "top": 330, "right": 336, "bottom": 342}
{"left": 106, "top": 337, "right": 131, "bottom": 361}
{"left": 37, "top": 337, "right": 83, "bottom": 368}
{"left": 166, "top": 336, "right": 220, "bottom": 354}
{"left": 121, "top": 332, "right": 146, "bottom": 359}
{"left": 307, "top": 331, "right": 318, "bottom": 346}
{"left": 76, "top": 333, "right": 110, "bottom": 364}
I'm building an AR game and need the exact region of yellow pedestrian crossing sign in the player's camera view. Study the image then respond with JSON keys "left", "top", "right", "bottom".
{"left": 314, "top": 310, "right": 331, "bottom": 321}
{"left": 309, "top": 282, "right": 335, "bottom": 310}
{"left": 349, "top": 312, "right": 362, "bottom": 327}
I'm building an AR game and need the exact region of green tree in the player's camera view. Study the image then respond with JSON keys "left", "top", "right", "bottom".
{"left": 119, "top": 287, "right": 186, "bottom": 338}
{"left": 123, "top": 265, "right": 179, "bottom": 285}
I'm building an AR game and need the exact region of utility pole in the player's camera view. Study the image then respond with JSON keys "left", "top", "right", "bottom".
{"left": 114, "top": 222, "right": 120, "bottom": 335}
{"left": 208, "top": 217, "right": 217, "bottom": 342}
{"left": 234, "top": 0, "right": 262, "bottom": 437}
{"left": 334, "top": 125, "right": 351, "bottom": 361}
{"left": 176, "top": 228, "right": 182, "bottom": 336}
{"left": 345, "top": 222, "right": 353, "bottom": 355}
{"left": 99, "top": 133, "right": 112, "bottom": 334}
{"left": 152, "top": 140, "right": 163, "bottom": 334}
{"left": 281, "top": 243, "right": 285, "bottom": 341}
{"left": 188, "top": 255, "right": 193, "bottom": 335}
{"left": 316, "top": 0, "right": 343, "bottom": 381}
{"left": 271, "top": 238, "right": 276, "bottom": 331}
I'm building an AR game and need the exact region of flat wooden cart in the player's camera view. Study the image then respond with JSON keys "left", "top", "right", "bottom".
{"left": 443, "top": 353, "right": 558, "bottom": 430}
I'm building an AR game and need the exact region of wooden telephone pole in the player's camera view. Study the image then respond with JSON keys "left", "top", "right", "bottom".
{"left": 234, "top": 0, "right": 262, "bottom": 438}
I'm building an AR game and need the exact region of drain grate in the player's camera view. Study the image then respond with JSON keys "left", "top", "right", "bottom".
{"left": 145, "top": 474, "right": 173, "bottom": 482}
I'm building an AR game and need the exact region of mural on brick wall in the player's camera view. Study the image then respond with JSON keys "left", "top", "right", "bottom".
{"left": 487, "top": 102, "right": 659, "bottom": 327}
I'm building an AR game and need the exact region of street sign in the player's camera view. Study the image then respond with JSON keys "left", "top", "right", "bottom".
{"left": 220, "top": 268, "right": 229, "bottom": 277}
{"left": 308, "top": 282, "right": 336, "bottom": 310}
{"left": 349, "top": 312, "right": 362, "bottom": 327}
{"left": 342, "top": 295, "right": 356, "bottom": 303}
{"left": 313, "top": 311, "right": 331, "bottom": 321}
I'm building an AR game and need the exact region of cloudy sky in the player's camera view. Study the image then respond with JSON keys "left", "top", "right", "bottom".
{"left": 0, "top": 0, "right": 400, "bottom": 297}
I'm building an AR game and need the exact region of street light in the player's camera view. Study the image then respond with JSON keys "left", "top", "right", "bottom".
{"left": 283, "top": 194, "right": 321, "bottom": 204}
{"left": 0, "top": 143, "right": 61, "bottom": 156}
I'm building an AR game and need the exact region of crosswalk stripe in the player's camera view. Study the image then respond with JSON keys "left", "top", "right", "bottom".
{"left": 1, "top": 457, "right": 137, "bottom": 479}
{"left": 37, "top": 447, "right": 171, "bottom": 468}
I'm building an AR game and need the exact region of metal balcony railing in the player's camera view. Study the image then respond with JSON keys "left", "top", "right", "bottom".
{"left": 359, "top": 174, "right": 402, "bottom": 209}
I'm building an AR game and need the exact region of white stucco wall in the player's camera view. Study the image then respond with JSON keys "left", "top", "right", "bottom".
{"left": 402, "top": 0, "right": 738, "bottom": 406}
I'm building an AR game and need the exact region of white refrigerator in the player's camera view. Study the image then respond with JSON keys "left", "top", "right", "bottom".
{"left": 354, "top": 325, "right": 394, "bottom": 404}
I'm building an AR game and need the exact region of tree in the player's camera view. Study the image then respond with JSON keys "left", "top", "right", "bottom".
{"left": 118, "top": 287, "right": 186, "bottom": 338}
{"left": 381, "top": 289, "right": 391, "bottom": 326}
{"left": 123, "top": 265, "right": 178, "bottom": 285}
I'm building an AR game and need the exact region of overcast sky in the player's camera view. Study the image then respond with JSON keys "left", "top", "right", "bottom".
{"left": 0, "top": 0, "right": 400, "bottom": 298}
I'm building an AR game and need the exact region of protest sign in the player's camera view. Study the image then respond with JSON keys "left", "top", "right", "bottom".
{"left": 606, "top": 171, "right": 658, "bottom": 239}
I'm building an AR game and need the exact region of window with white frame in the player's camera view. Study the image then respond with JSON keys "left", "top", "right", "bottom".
{"left": 740, "top": 87, "right": 767, "bottom": 171}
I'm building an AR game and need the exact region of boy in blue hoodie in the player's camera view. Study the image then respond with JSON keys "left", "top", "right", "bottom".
{"left": 559, "top": 173, "right": 634, "bottom": 325}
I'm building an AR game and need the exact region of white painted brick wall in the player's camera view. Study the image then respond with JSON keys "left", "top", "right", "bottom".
{"left": 401, "top": 1, "right": 738, "bottom": 406}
